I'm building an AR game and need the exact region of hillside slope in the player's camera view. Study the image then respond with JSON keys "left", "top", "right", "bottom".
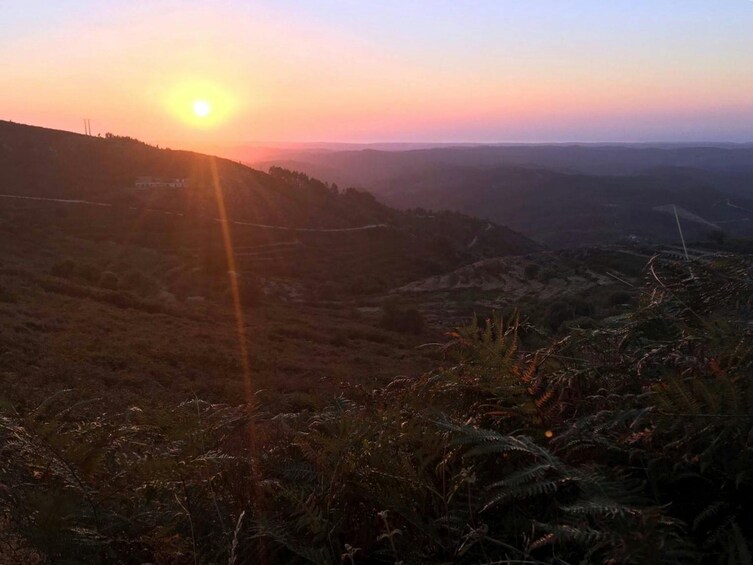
{"left": 258, "top": 147, "right": 753, "bottom": 247}
{"left": 0, "top": 121, "right": 539, "bottom": 294}
{"left": 256, "top": 143, "right": 753, "bottom": 182}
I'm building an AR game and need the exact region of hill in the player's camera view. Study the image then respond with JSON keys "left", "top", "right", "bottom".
{"left": 0, "top": 121, "right": 539, "bottom": 296}
{"left": 0, "top": 120, "right": 542, "bottom": 414}
{"left": 257, "top": 145, "right": 753, "bottom": 247}
{"left": 255, "top": 143, "right": 753, "bottom": 181}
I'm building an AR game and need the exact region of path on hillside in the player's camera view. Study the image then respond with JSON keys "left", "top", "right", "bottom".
{"left": 724, "top": 199, "right": 753, "bottom": 216}
{"left": 0, "top": 193, "right": 393, "bottom": 233}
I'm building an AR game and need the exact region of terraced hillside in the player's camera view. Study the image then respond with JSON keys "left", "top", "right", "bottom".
{"left": 0, "top": 121, "right": 538, "bottom": 296}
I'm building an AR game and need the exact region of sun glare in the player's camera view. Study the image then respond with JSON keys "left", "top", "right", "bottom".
{"left": 165, "top": 80, "right": 237, "bottom": 129}
{"left": 193, "top": 99, "right": 211, "bottom": 118}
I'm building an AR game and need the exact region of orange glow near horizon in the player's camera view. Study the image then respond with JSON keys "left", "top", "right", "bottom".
{"left": 1, "top": 1, "right": 752, "bottom": 148}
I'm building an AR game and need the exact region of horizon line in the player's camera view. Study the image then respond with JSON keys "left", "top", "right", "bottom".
{"left": 3, "top": 119, "right": 753, "bottom": 151}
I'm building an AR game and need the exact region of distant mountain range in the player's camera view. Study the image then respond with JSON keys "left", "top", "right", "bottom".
{"left": 255, "top": 144, "right": 753, "bottom": 247}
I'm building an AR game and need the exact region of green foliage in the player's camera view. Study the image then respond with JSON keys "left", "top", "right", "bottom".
{"left": 3, "top": 256, "right": 753, "bottom": 563}
{"left": 0, "top": 395, "right": 256, "bottom": 563}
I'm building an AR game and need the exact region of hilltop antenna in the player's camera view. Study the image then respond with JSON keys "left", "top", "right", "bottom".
{"left": 83, "top": 119, "right": 92, "bottom": 136}
{"left": 673, "top": 205, "right": 690, "bottom": 261}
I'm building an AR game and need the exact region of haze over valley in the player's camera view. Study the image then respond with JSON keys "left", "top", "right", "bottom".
{"left": 256, "top": 143, "right": 753, "bottom": 247}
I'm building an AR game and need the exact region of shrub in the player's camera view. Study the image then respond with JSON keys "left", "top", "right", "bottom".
{"left": 543, "top": 300, "right": 574, "bottom": 331}
{"left": 76, "top": 263, "right": 99, "bottom": 284}
{"left": 236, "top": 275, "right": 263, "bottom": 306}
{"left": 347, "top": 276, "right": 386, "bottom": 295}
{"left": 315, "top": 281, "right": 338, "bottom": 301}
{"left": 380, "top": 300, "right": 424, "bottom": 334}
{"left": 571, "top": 297, "right": 595, "bottom": 317}
{"left": 606, "top": 289, "right": 632, "bottom": 306}
{"left": 50, "top": 258, "right": 77, "bottom": 278}
{"left": 99, "top": 271, "right": 119, "bottom": 290}
{"left": 330, "top": 330, "right": 348, "bottom": 346}
{"left": 538, "top": 268, "right": 558, "bottom": 283}
{"left": 568, "top": 315, "right": 597, "bottom": 329}
{"left": 524, "top": 262, "right": 540, "bottom": 280}
{"left": 122, "top": 269, "right": 156, "bottom": 295}
{"left": 544, "top": 298, "right": 595, "bottom": 331}
{"left": 0, "top": 284, "right": 17, "bottom": 303}
{"left": 708, "top": 230, "right": 726, "bottom": 244}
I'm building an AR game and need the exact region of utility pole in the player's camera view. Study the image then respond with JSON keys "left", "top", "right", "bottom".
{"left": 83, "top": 119, "right": 92, "bottom": 135}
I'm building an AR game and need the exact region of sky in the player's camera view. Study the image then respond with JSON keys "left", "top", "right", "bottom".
{"left": 1, "top": 0, "right": 752, "bottom": 150}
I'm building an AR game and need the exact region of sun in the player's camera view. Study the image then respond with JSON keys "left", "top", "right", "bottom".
{"left": 193, "top": 99, "right": 211, "bottom": 118}
{"left": 165, "top": 80, "right": 236, "bottom": 129}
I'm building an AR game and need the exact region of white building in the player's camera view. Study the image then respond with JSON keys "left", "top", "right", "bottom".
{"left": 134, "top": 176, "right": 189, "bottom": 188}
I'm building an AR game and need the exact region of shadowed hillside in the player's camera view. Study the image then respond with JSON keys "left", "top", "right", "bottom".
{"left": 258, "top": 145, "right": 753, "bottom": 247}
{"left": 0, "top": 121, "right": 539, "bottom": 295}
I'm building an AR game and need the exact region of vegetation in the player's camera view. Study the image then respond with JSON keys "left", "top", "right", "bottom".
{"left": 2, "top": 256, "right": 751, "bottom": 563}
{"left": 260, "top": 147, "right": 753, "bottom": 248}
{"left": 2, "top": 120, "right": 751, "bottom": 563}
{"left": 380, "top": 299, "right": 425, "bottom": 334}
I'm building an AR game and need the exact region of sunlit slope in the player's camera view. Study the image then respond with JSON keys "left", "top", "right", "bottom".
{"left": 0, "top": 120, "right": 383, "bottom": 229}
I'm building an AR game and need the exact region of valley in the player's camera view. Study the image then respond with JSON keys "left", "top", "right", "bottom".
{"left": 258, "top": 145, "right": 753, "bottom": 247}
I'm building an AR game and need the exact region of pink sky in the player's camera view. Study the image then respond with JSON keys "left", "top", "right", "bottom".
{"left": 2, "top": 1, "right": 752, "bottom": 152}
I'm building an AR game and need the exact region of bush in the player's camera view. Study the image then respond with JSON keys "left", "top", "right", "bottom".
{"left": 524, "top": 263, "right": 540, "bottom": 280}
{"left": 315, "top": 281, "right": 338, "bottom": 301}
{"left": 606, "top": 289, "right": 632, "bottom": 307}
{"left": 568, "top": 316, "right": 597, "bottom": 329}
{"left": 0, "top": 284, "right": 17, "bottom": 303}
{"left": 708, "top": 230, "right": 727, "bottom": 244}
{"left": 543, "top": 300, "right": 573, "bottom": 331}
{"left": 381, "top": 300, "right": 424, "bottom": 334}
{"left": 538, "top": 268, "right": 558, "bottom": 284}
{"left": 571, "top": 297, "right": 595, "bottom": 317}
{"left": 347, "top": 276, "right": 386, "bottom": 295}
{"left": 230, "top": 274, "right": 263, "bottom": 307}
{"left": 543, "top": 298, "right": 596, "bottom": 331}
{"left": 122, "top": 269, "right": 157, "bottom": 295}
{"left": 76, "top": 263, "right": 99, "bottom": 284}
{"left": 99, "top": 271, "right": 119, "bottom": 290}
{"left": 50, "top": 258, "right": 77, "bottom": 278}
